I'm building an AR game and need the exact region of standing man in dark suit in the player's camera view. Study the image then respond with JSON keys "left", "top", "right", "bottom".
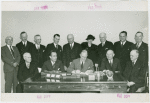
{"left": 63, "top": 34, "right": 82, "bottom": 70}
{"left": 1, "top": 36, "right": 21, "bottom": 93}
{"left": 123, "top": 50, "right": 147, "bottom": 93}
{"left": 30, "top": 34, "right": 45, "bottom": 68}
{"left": 97, "top": 32, "right": 114, "bottom": 68}
{"left": 16, "top": 31, "right": 33, "bottom": 63}
{"left": 114, "top": 31, "right": 133, "bottom": 74}
{"left": 81, "top": 34, "right": 98, "bottom": 70}
{"left": 100, "top": 50, "right": 122, "bottom": 80}
{"left": 131, "top": 31, "right": 148, "bottom": 67}
{"left": 42, "top": 50, "right": 65, "bottom": 72}
{"left": 44, "top": 34, "right": 63, "bottom": 62}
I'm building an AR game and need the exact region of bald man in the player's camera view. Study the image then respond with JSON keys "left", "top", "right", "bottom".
{"left": 17, "top": 52, "right": 39, "bottom": 83}
{"left": 123, "top": 50, "right": 147, "bottom": 93}
{"left": 131, "top": 31, "right": 148, "bottom": 67}
{"left": 100, "top": 50, "right": 122, "bottom": 80}
{"left": 67, "top": 50, "right": 94, "bottom": 73}
{"left": 63, "top": 34, "right": 82, "bottom": 70}
{"left": 1, "top": 36, "right": 20, "bottom": 93}
{"left": 97, "top": 33, "right": 114, "bottom": 68}
{"left": 16, "top": 31, "right": 33, "bottom": 63}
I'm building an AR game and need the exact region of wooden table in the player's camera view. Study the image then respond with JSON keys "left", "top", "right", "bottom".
{"left": 22, "top": 74, "right": 127, "bottom": 93}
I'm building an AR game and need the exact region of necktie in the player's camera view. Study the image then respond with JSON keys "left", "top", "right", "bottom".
{"left": 52, "top": 62, "right": 55, "bottom": 68}
{"left": 37, "top": 45, "right": 40, "bottom": 50}
{"left": 10, "top": 46, "right": 15, "bottom": 58}
{"left": 26, "top": 63, "right": 30, "bottom": 69}
{"left": 81, "top": 62, "right": 84, "bottom": 70}
{"left": 70, "top": 44, "right": 72, "bottom": 49}
{"left": 132, "top": 61, "right": 134, "bottom": 67}
{"left": 136, "top": 43, "right": 139, "bottom": 48}
{"left": 23, "top": 42, "right": 26, "bottom": 47}
{"left": 121, "top": 42, "right": 123, "bottom": 47}
{"left": 109, "top": 60, "right": 112, "bottom": 67}
{"left": 56, "top": 45, "right": 58, "bottom": 49}
{"left": 102, "top": 43, "right": 104, "bottom": 47}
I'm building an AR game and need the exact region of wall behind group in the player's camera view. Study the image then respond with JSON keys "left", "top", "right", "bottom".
{"left": 1, "top": 11, "right": 148, "bottom": 92}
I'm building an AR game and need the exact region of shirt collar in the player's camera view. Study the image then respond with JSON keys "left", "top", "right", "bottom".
{"left": 70, "top": 42, "right": 74, "bottom": 46}
{"left": 121, "top": 40, "right": 126, "bottom": 45}
{"left": 51, "top": 60, "right": 55, "bottom": 65}
{"left": 132, "top": 59, "right": 137, "bottom": 64}
{"left": 22, "top": 41, "right": 27, "bottom": 44}
{"left": 53, "top": 43, "right": 58, "bottom": 48}
{"left": 137, "top": 42, "right": 142, "bottom": 47}
{"left": 7, "top": 44, "right": 13, "bottom": 49}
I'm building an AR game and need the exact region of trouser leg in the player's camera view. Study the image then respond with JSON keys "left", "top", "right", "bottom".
{"left": 4, "top": 72, "right": 13, "bottom": 93}
{"left": 13, "top": 69, "right": 18, "bottom": 93}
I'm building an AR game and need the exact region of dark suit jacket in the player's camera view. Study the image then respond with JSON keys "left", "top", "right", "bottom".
{"left": 17, "top": 62, "right": 39, "bottom": 82}
{"left": 97, "top": 41, "right": 114, "bottom": 67}
{"left": 16, "top": 41, "right": 33, "bottom": 62}
{"left": 30, "top": 44, "right": 45, "bottom": 68}
{"left": 81, "top": 42, "right": 98, "bottom": 65}
{"left": 114, "top": 41, "right": 133, "bottom": 73}
{"left": 67, "top": 58, "right": 94, "bottom": 73}
{"left": 42, "top": 60, "right": 65, "bottom": 72}
{"left": 131, "top": 42, "right": 148, "bottom": 67}
{"left": 1, "top": 45, "right": 21, "bottom": 73}
{"left": 63, "top": 42, "right": 82, "bottom": 67}
{"left": 100, "top": 58, "right": 122, "bottom": 80}
{"left": 123, "top": 59, "right": 147, "bottom": 92}
{"left": 44, "top": 43, "right": 62, "bottom": 61}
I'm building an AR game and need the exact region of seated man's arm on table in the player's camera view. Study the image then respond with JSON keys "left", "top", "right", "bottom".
{"left": 85, "top": 60, "right": 94, "bottom": 73}
{"left": 59, "top": 61, "right": 65, "bottom": 72}
{"left": 67, "top": 60, "right": 75, "bottom": 73}
{"left": 100, "top": 59, "right": 106, "bottom": 71}
{"left": 115, "top": 60, "right": 121, "bottom": 73}
{"left": 30, "top": 62, "right": 40, "bottom": 81}
{"left": 41, "top": 62, "right": 48, "bottom": 72}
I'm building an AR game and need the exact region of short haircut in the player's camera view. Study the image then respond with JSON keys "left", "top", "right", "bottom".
{"left": 5, "top": 36, "right": 13, "bottom": 43}
{"left": 80, "top": 49, "right": 88, "bottom": 55}
{"left": 34, "top": 34, "right": 41, "bottom": 39}
{"left": 136, "top": 31, "right": 143, "bottom": 36}
{"left": 53, "top": 34, "right": 60, "bottom": 38}
{"left": 119, "top": 31, "right": 127, "bottom": 36}
{"left": 49, "top": 50, "right": 57, "bottom": 56}
{"left": 106, "top": 49, "right": 115, "bottom": 55}
{"left": 23, "top": 52, "right": 31, "bottom": 59}
{"left": 20, "top": 31, "right": 27, "bottom": 36}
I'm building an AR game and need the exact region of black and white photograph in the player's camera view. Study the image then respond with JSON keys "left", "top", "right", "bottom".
{"left": 1, "top": 1, "right": 149, "bottom": 102}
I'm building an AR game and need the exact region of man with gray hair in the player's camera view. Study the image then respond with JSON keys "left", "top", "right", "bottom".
{"left": 97, "top": 32, "right": 114, "bottom": 68}
{"left": 67, "top": 49, "right": 94, "bottom": 73}
{"left": 100, "top": 49, "right": 122, "bottom": 80}
{"left": 30, "top": 34, "right": 45, "bottom": 68}
{"left": 17, "top": 52, "right": 39, "bottom": 83}
{"left": 123, "top": 49, "right": 147, "bottom": 93}
{"left": 63, "top": 34, "right": 82, "bottom": 71}
{"left": 1, "top": 36, "right": 20, "bottom": 93}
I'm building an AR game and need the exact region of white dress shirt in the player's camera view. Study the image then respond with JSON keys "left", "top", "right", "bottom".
{"left": 70, "top": 42, "right": 74, "bottom": 49}
{"left": 22, "top": 41, "right": 27, "bottom": 46}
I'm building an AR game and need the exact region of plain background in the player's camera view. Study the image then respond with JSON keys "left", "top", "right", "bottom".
{"left": 1, "top": 11, "right": 148, "bottom": 93}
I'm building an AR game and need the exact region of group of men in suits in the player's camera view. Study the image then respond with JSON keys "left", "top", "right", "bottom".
{"left": 1, "top": 31, "right": 148, "bottom": 93}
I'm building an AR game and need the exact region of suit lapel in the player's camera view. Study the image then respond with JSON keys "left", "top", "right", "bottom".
{"left": 6, "top": 45, "right": 15, "bottom": 59}
{"left": 106, "top": 59, "right": 112, "bottom": 71}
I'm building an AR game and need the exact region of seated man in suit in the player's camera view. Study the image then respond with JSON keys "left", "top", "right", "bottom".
{"left": 100, "top": 50, "right": 122, "bottom": 80}
{"left": 67, "top": 49, "right": 94, "bottom": 73}
{"left": 42, "top": 50, "right": 65, "bottom": 72}
{"left": 17, "top": 52, "right": 39, "bottom": 83}
{"left": 123, "top": 50, "right": 147, "bottom": 93}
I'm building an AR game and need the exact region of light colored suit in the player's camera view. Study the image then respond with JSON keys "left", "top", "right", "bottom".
{"left": 67, "top": 58, "right": 94, "bottom": 73}
{"left": 1, "top": 45, "right": 20, "bottom": 93}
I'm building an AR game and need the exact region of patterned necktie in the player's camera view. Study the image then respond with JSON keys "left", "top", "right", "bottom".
{"left": 81, "top": 61, "right": 84, "bottom": 70}
{"left": 52, "top": 62, "right": 55, "bottom": 68}
{"left": 109, "top": 60, "right": 113, "bottom": 67}
{"left": 23, "top": 42, "right": 26, "bottom": 47}
{"left": 121, "top": 42, "right": 123, "bottom": 47}
{"left": 10, "top": 46, "right": 15, "bottom": 58}
{"left": 136, "top": 43, "right": 139, "bottom": 49}
{"left": 132, "top": 61, "right": 134, "bottom": 67}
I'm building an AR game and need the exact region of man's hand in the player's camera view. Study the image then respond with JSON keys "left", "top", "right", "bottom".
{"left": 85, "top": 70, "right": 93, "bottom": 74}
{"left": 127, "top": 81, "right": 135, "bottom": 87}
{"left": 24, "top": 78, "right": 32, "bottom": 82}
{"left": 64, "top": 66, "right": 68, "bottom": 71}
{"left": 13, "top": 62, "right": 18, "bottom": 67}
{"left": 72, "top": 70, "right": 81, "bottom": 74}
